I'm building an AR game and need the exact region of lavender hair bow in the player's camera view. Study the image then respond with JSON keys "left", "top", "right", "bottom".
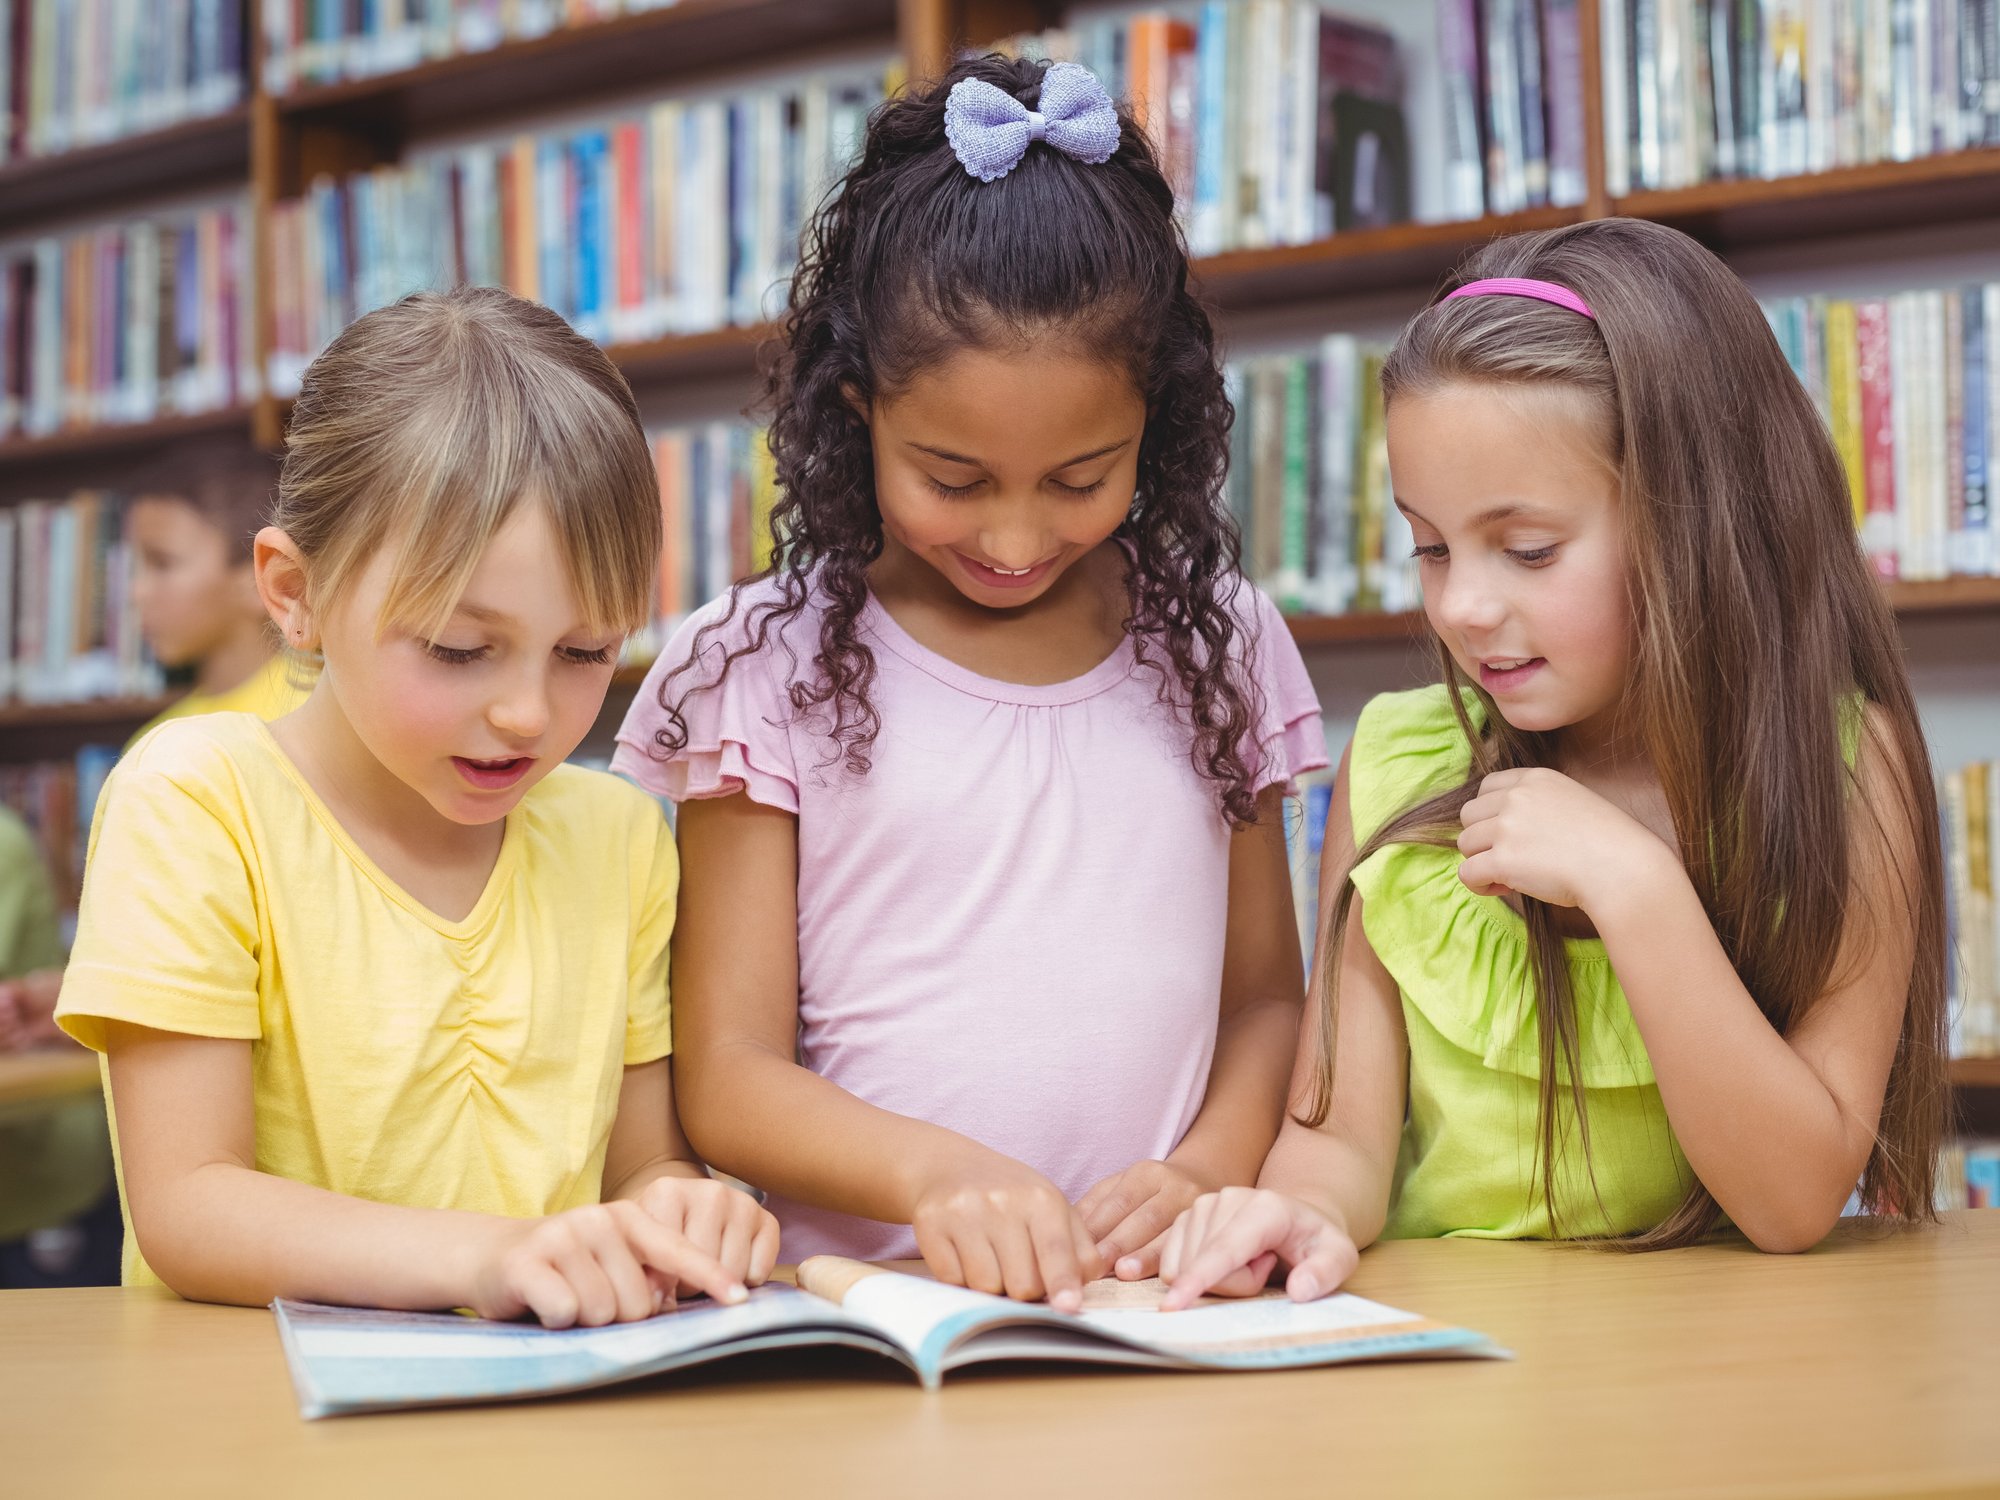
{"left": 944, "top": 62, "right": 1121, "bottom": 183}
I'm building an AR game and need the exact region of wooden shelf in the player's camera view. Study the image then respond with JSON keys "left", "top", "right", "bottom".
{"left": 1616, "top": 148, "right": 2000, "bottom": 253}
{"left": 0, "top": 406, "right": 256, "bottom": 474}
{"left": 1283, "top": 610, "right": 1423, "bottom": 646}
{"left": 272, "top": 0, "right": 897, "bottom": 142}
{"left": 1277, "top": 578, "right": 2000, "bottom": 652}
{"left": 1191, "top": 207, "right": 1584, "bottom": 311}
{"left": 609, "top": 322, "right": 780, "bottom": 387}
{"left": 0, "top": 107, "right": 251, "bottom": 231}
{"left": 1951, "top": 1057, "right": 2000, "bottom": 1089}
{"left": 1883, "top": 576, "right": 2000, "bottom": 616}
{"left": 0, "top": 695, "right": 170, "bottom": 731}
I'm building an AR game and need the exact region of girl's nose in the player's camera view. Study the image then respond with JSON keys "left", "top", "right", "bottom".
{"left": 1430, "top": 564, "right": 1507, "bottom": 637}
{"left": 487, "top": 673, "right": 550, "bottom": 741}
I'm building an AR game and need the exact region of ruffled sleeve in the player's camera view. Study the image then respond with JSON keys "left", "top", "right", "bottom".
{"left": 1345, "top": 687, "right": 1656, "bottom": 1089}
{"left": 611, "top": 588, "right": 802, "bottom": 813}
{"left": 1233, "top": 584, "right": 1329, "bottom": 796}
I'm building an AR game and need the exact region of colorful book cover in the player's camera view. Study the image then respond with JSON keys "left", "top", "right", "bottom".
{"left": 1855, "top": 298, "right": 1899, "bottom": 578}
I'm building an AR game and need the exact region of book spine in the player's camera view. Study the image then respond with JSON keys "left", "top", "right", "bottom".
{"left": 1825, "top": 298, "right": 1866, "bottom": 528}
{"left": 1962, "top": 284, "right": 1990, "bottom": 576}
{"left": 1312, "top": 335, "right": 1353, "bottom": 614}
{"left": 1544, "top": 0, "right": 1588, "bottom": 203}
{"left": 1517, "top": 0, "right": 1551, "bottom": 203}
{"left": 1191, "top": 3, "right": 1229, "bottom": 253}
{"left": 572, "top": 130, "right": 604, "bottom": 343}
{"left": 1945, "top": 287, "right": 1968, "bottom": 574}
{"left": 1856, "top": 297, "right": 1899, "bottom": 577}
{"left": 1486, "top": 0, "right": 1529, "bottom": 208}
{"left": 1440, "top": 0, "right": 1490, "bottom": 213}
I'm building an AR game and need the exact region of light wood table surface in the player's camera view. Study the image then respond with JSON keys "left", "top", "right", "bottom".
{"left": 0, "top": 1045, "right": 99, "bottom": 1113}
{"left": 2, "top": 1210, "right": 1995, "bottom": 1500}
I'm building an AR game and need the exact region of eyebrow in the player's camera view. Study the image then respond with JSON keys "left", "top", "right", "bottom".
{"left": 906, "top": 438, "right": 1134, "bottom": 470}
{"left": 1393, "top": 498, "right": 1557, "bottom": 528}
{"left": 451, "top": 602, "right": 520, "bottom": 627}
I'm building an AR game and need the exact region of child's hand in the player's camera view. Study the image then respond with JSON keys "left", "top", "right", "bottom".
{"left": 466, "top": 1200, "right": 751, "bottom": 1329}
{"left": 1076, "top": 1159, "right": 1213, "bottom": 1280}
{"left": 911, "top": 1155, "right": 1105, "bottom": 1311}
{"left": 1457, "top": 767, "right": 1675, "bottom": 913}
{"left": 1156, "top": 1187, "right": 1358, "bottom": 1311}
{"left": 0, "top": 968, "right": 64, "bottom": 1052}
{"left": 631, "top": 1176, "right": 780, "bottom": 1300}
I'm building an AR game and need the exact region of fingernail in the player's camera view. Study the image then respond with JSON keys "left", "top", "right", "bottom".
{"left": 1054, "top": 1289, "right": 1080, "bottom": 1313}
{"left": 1291, "top": 1271, "right": 1319, "bottom": 1300}
{"left": 723, "top": 1284, "right": 748, "bottom": 1304}
{"left": 1117, "top": 1256, "right": 1139, "bottom": 1278}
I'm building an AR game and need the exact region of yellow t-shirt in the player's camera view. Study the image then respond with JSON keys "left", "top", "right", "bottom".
{"left": 129, "top": 654, "right": 311, "bottom": 746}
{"left": 56, "top": 713, "right": 678, "bottom": 1287}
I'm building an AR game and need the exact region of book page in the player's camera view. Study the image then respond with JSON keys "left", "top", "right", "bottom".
{"left": 797, "top": 1257, "right": 1074, "bottom": 1379}
{"left": 1072, "top": 1280, "right": 1499, "bottom": 1365}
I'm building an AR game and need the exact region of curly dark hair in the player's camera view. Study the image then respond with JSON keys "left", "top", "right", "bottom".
{"left": 650, "top": 53, "right": 1265, "bottom": 824}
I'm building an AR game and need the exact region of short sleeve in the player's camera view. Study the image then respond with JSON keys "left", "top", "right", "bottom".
{"left": 1236, "top": 586, "right": 1330, "bottom": 796}
{"left": 623, "top": 811, "right": 678, "bottom": 1066}
{"left": 610, "top": 591, "right": 802, "bottom": 813}
{"left": 1347, "top": 686, "right": 1479, "bottom": 845}
{"left": 56, "top": 747, "right": 262, "bottom": 1053}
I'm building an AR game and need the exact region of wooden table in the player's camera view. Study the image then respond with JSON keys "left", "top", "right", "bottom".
{"left": 3, "top": 1211, "right": 1995, "bottom": 1499}
{"left": 0, "top": 1046, "right": 98, "bottom": 1113}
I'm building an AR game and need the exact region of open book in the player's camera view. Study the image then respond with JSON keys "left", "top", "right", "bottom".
{"left": 274, "top": 1257, "right": 1503, "bottom": 1418}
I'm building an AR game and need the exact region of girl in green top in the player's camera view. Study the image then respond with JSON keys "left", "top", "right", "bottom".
{"left": 1158, "top": 219, "right": 1949, "bottom": 1306}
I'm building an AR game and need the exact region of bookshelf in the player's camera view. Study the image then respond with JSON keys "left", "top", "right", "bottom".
{"left": 0, "top": 106, "right": 254, "bottom": 232}
{"left": 2, "top": 2, "right": 1998, "bottom": 1094}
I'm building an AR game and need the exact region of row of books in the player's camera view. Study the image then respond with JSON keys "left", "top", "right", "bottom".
{"left": 1945, "top": 757, "right": 2000, "bottom": 1062}
{"left": 265, "top": 64, "right": 890, "bottom": 394}
{"left": 1766, "top": 284, "right": 2000, "bottom": 582}
{"left": 1226, "top": 336, "right": 1415, "bottom": 620}
{"left": 1605, "top": 0, "right": 2000, "bottom": 194}
{"left": 0, "top": 0, "right": 246, "bottom": 165}
{"left": 0, "top": 200, "right": 256, "bottom": 441}
{"left": 261, "top": 0, "right": 684, "bottom": 95}
{"left": 0, "top": 746, "right": 116, "bottom": 912}
{"left": 0, "top": 491, "right": 164, "bottom": 707}
{"left": 1004, "top": 1, "right": 1588, "bottom": 247}
{"left": 1938, "top": 1138, "right": 2000, "bottom": 1209}
{"left": 635, "top": 419, "right": 776, "bottom": 661}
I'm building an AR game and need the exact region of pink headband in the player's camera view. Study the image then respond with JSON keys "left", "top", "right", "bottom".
{"left": 1442, "top": 277, "right": 1596, "bottom": 320}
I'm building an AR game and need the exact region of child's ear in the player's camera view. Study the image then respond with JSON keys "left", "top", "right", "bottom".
{"left": 254, "top": 528, "right": 317, "bottom": 651}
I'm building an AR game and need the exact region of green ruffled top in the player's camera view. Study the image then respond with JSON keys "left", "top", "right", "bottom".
{"left": 1349, "top": 687, "right": 1692, "bottom": 1240}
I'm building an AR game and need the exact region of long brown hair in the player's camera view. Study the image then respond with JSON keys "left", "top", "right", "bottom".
{"left": 1305, "top": 217, "right": 1947, "bottom": 1246}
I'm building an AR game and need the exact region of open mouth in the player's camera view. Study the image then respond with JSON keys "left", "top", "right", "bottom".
{"left": 952, "top": 550, "right": 1058, "bottom": 591}
{"left": 1478, "top": 657, "right": 1545, "bottom": 692}
{"left": 452, "top": 755, "right": 534, "bottom": 790}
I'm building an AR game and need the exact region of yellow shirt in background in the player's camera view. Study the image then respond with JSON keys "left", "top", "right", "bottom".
{"left": 129, "top": 654, "right": 311, "bottom": 746}
{"left": 57, "top": 713, "right": 677, "bottom": 1287}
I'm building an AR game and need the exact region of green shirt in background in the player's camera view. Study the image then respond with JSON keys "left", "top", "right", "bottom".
{"left": 0, "top": 807, "right": 113, "bottom": 1243}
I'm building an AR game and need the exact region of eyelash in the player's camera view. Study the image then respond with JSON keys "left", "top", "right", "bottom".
{"left": 1408, "top": 544, "right": 1559, "bottom": 566}
{"left": 924, "top": 477, "right": 1108, "bottom": 501}
{"left": 423, "top": 643, "right": 616, "bottom": 666}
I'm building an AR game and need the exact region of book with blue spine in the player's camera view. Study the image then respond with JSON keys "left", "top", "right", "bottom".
{"left": 571, "top": 128, "right": 606, "bottom": 344}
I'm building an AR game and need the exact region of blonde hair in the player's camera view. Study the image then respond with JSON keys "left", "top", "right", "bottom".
{"left": 275, "top": 286, "right": 661, "bottom": 639}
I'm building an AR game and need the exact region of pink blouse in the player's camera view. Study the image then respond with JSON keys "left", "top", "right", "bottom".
{"left": 612, "top": 575, "right": 1326, "bottom": 1260}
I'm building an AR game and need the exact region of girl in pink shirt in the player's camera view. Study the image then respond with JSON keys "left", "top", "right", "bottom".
{"left": 613, "top": 56, "right": 1326, "bottom": 1309}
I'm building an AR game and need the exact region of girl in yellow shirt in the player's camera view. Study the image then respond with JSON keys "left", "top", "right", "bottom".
{"left": 57, "top": 287, "right": 777, "bottom": 1327}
